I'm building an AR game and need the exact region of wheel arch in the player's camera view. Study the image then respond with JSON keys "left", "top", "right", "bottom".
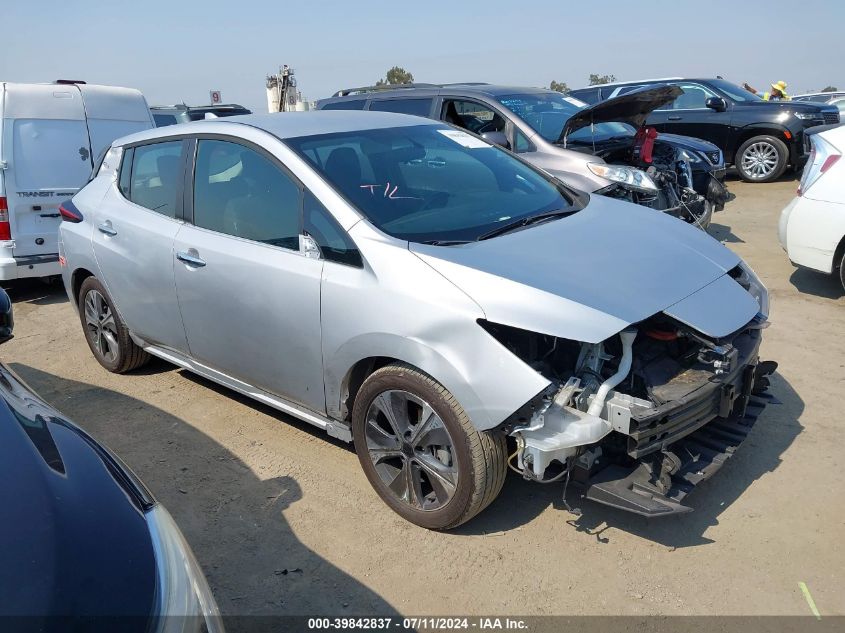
{"left": 71, "top": 267, "right": 96, "bottom": 307}
{"left": 732, "top": 125, "right": 793, "bottom": 163}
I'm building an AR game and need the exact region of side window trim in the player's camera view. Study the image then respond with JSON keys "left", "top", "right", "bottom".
{"left": 187, "top": 135, "right": 306, "bottom": 252}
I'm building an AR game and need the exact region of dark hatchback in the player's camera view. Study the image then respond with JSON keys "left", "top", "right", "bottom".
{"left": 0, "top": 291, "right": 221, "bottom": 632}
{"left": 570, "top": 78, "right": 840, "bottom": 182}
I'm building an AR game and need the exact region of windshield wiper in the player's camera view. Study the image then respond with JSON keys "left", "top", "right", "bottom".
{"left": 419, "top": 239, "right": 471, "bottom": 246}
{"left": 476, "top": 209, "right": 576, "bottom": 241}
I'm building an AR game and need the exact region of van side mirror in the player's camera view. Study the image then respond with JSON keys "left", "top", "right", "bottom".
{"left": 706, "top": 97, "right": 727, "bottom": 112}
{"left": 0, "top": 289, "right": 13, "bottom": 344}
{"left": 481, "top": 131, "right": 510, "bottom": 150}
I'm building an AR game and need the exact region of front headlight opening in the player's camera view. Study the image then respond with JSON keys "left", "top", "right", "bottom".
{"left": 146, "top": 505, "right": 223, "bottom": 633}
{"left": 731, "top": 263, "right": 770, "bottom": 318}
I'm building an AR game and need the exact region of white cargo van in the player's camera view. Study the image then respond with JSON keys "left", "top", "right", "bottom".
{"left": 0, "top": 81, "right": 154, "bottom": 280}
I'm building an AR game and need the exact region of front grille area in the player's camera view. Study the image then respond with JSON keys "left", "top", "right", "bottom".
{"left": 823, "top": 111, "right": 840, "bottom": 124}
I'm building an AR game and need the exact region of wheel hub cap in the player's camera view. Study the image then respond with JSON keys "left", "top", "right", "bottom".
{"left": 364, "top": 389, "right": 459, "bottom": 511}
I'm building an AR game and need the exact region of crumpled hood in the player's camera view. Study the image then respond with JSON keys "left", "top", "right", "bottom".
{"left": 411, "top": 195, "right": 756, "bottom": 343}
{"left": 560, "top": 85, "right": 682, "bottom": 142}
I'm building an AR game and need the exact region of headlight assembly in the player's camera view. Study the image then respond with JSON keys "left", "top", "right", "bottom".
{"left": 587, "top": 163, "right": 658, "bottom": 193}
{"left": 794, "top": 111, "right": 822, "bottom": 120}
{"left": 146, "top": 504, "right": 224, "bottom": 633}
{"left": 737, "top": 261, "right": 770, "bottom": 318}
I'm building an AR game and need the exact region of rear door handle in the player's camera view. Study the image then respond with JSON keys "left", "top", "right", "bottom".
{"left": 668, "top": 116, "right": 682, "bottom": 121}
{"left": 97, "top": 222, "right": 117, "bottom": 236}
{"left": 176, "top": 250, "right": 206, "bottom": 267}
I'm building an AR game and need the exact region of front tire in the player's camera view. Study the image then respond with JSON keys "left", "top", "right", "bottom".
{"left": 736, "top": 135, "right": 788, "bottom": 183}
{"left": 78, "top": 277, "right": 149, "bottom": 373}
{"left": 352, "top": 363, "right": 507, "bottom": 530}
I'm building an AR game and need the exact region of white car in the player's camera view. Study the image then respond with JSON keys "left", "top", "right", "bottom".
{"left": 0, "top": 81, "right": 154, "bottom": 280}
{"left": 779, "top": 124, "right": 845, "bottom": 290}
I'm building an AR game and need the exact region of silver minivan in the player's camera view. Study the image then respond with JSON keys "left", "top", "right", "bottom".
{"left": 60, "top": 112, "right": 773, "bottom": 528}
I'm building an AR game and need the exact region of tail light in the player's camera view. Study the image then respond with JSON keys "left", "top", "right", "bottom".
{"left": 58, "top": 200, "right": 84, "bottom": 223}
{"left": 0, "top": 197, "right": 10, "bottom": 241}
{"left": 798, "top": 134, "right": 841, "bottom": 196}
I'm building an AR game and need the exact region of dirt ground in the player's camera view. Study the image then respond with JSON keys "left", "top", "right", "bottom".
{"left": 4, "top": 175, "right": 844, "bottom": 618}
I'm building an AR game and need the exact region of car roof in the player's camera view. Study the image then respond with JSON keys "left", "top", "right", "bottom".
{"left": 326, "top": 83, "right": 550, "bottom": 101}
{"left": 113, "top": 110, "right": 439, "bottom": 146}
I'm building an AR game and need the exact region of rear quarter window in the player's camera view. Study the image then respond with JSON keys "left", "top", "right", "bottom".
{"left": 368, "top": 99, "right": 433, "bottom": 117}
{"left": 320, "top": 100, "right": 366, "bottom": 111}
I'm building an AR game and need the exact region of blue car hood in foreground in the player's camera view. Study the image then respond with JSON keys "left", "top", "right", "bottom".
{"left": 0, "top": 364, "right": 156, "bottom": 625}
{"left": 412, "top": 196, "right": 759, "bottom": 343}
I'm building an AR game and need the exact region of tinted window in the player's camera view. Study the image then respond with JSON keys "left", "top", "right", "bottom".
{"left": 118, "top": 147, "right": 134, "bottom": 197}
{"left": 193, "top": 139, "right": 300, "bottom": 249}
{"left": 304, "top": 191, "right": 362, "bottom": 267}
{"left": 442, "top": 100, "right": 506, "bottom": 135}
{"left": 128, "top": 141, "right": 183, "bottom": 217}
{"left": 707, "top": 79, "right": 761, "bottom": 102}
{"left": 321, "top": 100, "right": 366, "bottom": 111}
{"left": 286, "top": 124, "right": 578, "bottom": 243}
{"left": 569, "top": 88, "right": 600, "bottom": 104}
{"left": 670, "top": 83, "right": 717, "bottom": 110}
{"left": 153, "top": 114, "right": 179, "bottom": 127}
{"left": 514, "top": 128, "right": 532, "bottom": 153}
{"left": 369, "top": 99, "right": 432, "bottom": 117}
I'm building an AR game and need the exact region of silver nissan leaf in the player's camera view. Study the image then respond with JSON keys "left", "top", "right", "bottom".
{"left": 59, "top": 111, "right": 775, "bottom": 529}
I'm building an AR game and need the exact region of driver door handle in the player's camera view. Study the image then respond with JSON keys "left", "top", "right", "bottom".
{"left": 176, "top": 250, "right": 206, "bottom": 267}
{"left": 668, "top": 116, "right": 683, "bottom": 121}
{"left": 97, "top": 222, "right": 117, "bottom": 236}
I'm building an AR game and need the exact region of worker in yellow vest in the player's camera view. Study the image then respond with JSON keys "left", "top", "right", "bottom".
{"left": 742, "top": 80, "right": 790, "bottom": 101}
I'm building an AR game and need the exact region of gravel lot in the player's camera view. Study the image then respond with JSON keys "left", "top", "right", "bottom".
{"left": 4, "top": 175, "right": 844, "bottom": 618}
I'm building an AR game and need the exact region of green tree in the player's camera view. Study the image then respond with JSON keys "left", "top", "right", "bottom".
{"left": 549, "top": 80, "right": 570, "bottom": 94}
{"left": 588, "top": 73, "right": 616, "bottom": 86}
{"left": 821, "top": 85, "right": 838, "bottom": 92}
{"left": 376, "top": 66, "right": 414, "bottom": 86}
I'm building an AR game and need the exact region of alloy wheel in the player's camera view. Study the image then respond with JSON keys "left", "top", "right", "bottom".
{"left": 364, "top": 389, "right": 459, "bottom": 511}
{"left": 741, "top": 141, "right": 779, "bottom": 179}
{"left": 83, "top": 289, "right": 119, "bottom": 363}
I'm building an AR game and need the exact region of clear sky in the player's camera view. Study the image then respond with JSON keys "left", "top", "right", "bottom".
{"left": 2, "top": 0, "right": 842, "bottom": 112}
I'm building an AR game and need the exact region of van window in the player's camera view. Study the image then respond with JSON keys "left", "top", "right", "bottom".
{"left": 193, "top": 140, "right": 301, "bottom": 249}
{"left": 11, "top": 119, "right": 92, "bottom": 189}
{"left": 441, "top": 100, "right": 506, "bottom": 136}
{"left": 304, "top": 191, "right": 361, "bottom": 267}
{"left": 369, "top": 99, "right": 433, "bottom": 117}
{"left": 321, "top": 100, "right": 366, "bottom": 111}
{"left": 128, "top": 141, "right": 183, "bottom": 217}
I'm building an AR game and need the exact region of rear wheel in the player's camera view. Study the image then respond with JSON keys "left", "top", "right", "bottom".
{"left": 736, "top": 135, "right": 788, "bottom": 183}
{"left": 78, "top": 277, "right": 149, "bottom": 373}
{"left": 352, "top": 363, "right": 507, "bottom": 530}
{"left": 839, "top": 252, "right": 845, "bottom": 292}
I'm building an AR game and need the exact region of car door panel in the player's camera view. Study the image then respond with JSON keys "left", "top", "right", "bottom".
{"left": 174, "top": 137, "right": 325, "bottom": 413}
{"left": 91, "top": 142, "right": 188, "bottom": 352}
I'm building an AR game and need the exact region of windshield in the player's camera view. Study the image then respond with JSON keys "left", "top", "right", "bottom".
{"left": 496, "top": 92, "right": 635, "bottom": 143}
{"left": 285, "top": 124, "right": 579, "bottom": 243}
{"left": 708, "top": 79, "right": 762, "bottom": 102}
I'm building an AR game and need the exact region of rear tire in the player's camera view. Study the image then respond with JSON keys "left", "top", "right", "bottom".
{"left": 839, "top": 252, "right": 845, "bottom": 292}
{"left": 351, "top": 363, "right": 507, "bottom": 530}
{"left": 735, "top": 135, "right": 788, "bottom": 183}
{"left": 78, "top": 277, "right": 149, "bottom": 373}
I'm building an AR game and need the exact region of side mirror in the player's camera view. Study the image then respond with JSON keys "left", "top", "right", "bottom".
{"left": 705, "top": 97, "right": 727, "bottom": 112}
{"left": 481, "top": 131, "right": 510, "bottom": 149}
{"left": 0, "top": 289, "right": 13, "bottom": 344}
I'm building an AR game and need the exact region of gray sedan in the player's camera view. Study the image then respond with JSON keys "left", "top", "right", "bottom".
{"left": 59, "top": 111, "right": 774, "bottom": 528}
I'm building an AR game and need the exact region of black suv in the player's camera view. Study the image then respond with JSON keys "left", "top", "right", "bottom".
{"left": 570, "top": 78, "right": 840, "bottom": 182}
{"left": 150, "top": 103, "right": 252, "bottom": 127}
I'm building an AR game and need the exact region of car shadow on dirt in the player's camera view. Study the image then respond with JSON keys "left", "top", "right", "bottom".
{"left": 707, "top": 222, "right": 745, "bottom": 244}
{"left": 8, "top": 364, "right": 399, "bottom": 626}
{"left": 2, "top": 277, "right": 68, "bottom": 306}
{"left": 456, "top": 371, "right": 803, "bottom": 548}
{"left": 789, "top": 267, "right": 844, "bottom": 300}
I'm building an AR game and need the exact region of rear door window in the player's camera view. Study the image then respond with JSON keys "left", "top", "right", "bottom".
{"left": 127, "top": 141, "right": 183, "bottom": 218}
{"left": 369, "top": 99, "right": 433, "bottom": 117}
{"left": 192, "top": 139, "right": 301, "bottom": 250}
{"left": 321, "top": 99, "right": 366, "bottom": 110}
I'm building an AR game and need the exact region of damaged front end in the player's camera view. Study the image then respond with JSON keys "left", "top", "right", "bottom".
{"left": 486, "top": 305, "right": 776, "bottom": 517}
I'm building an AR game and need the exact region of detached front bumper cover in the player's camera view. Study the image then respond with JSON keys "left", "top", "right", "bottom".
{"left": 580, "top": 359, "right": 778, "bottom": 517}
